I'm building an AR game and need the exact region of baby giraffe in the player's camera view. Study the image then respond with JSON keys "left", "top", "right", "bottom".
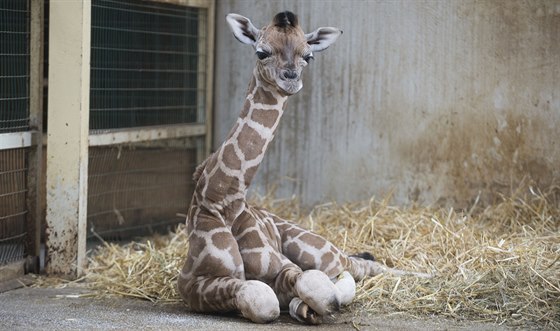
{"left": 178, "top": 11, "right": 430, "bottom": 324}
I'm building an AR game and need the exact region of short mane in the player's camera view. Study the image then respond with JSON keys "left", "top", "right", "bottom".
{"left": 273, "top": 11, "right": 298, "bottom": 28}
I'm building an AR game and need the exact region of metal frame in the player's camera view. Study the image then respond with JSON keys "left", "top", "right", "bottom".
{"left": 26, "top": 0, "right": 45, "bottom": 273}
{"left": 0, "top": 0, "right": 44, "bottom": 282}
{"left": 45, "top": 0, "right": 215, "bottom": 277}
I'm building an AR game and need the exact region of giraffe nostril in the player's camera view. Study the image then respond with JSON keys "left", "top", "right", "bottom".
{"left": 283, "top": 70, "right": 298, "bottom": 80}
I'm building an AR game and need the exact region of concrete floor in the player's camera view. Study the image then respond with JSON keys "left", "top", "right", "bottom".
{"left": 0, "top": 284, "right": 524, "bottom": 331}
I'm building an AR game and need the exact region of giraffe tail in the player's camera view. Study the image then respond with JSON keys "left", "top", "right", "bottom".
{"left": 347, "top": 252, "right": 433, "bottom": 280}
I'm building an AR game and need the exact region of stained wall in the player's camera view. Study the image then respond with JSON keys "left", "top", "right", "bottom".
{"left": 213, "top": 0, "right": 560, "bottom": 207}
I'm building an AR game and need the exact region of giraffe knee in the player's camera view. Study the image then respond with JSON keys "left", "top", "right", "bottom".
{"left": 236, "top": 280, "right": 280, "bottom": 323}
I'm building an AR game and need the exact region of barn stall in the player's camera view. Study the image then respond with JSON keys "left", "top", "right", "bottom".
{"left": 1, "top": 0, "right": 559, "bottom": 328}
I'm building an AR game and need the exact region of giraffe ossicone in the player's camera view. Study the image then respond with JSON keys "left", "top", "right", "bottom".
{"left": 178, "top": 11, "right": 431, "bottom": 324}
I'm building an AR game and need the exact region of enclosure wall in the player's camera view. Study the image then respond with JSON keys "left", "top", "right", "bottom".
{"left": 214, "top": 0, "right": 560, "bottom": 207}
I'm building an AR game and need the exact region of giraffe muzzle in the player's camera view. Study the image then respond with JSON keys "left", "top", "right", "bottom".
{"left": 282, "top": 69, "right": 299, "bottom": 80}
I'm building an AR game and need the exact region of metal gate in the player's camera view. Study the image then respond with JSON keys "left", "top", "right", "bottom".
{"left": 45, "top": 0, "right": 214, "bottom": 277}
{"left": 86, "top": 0, "right": 207, "bottom": 240}
{"left": 0, "top": 0, "right": 213, "bottom": 280}
{"left": 0, "top": 0, "right": 43, "bottom": 286}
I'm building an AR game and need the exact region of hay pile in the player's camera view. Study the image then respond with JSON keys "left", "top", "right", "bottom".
{"left": 85, "top": 186, "right": 559, "bottom": 328}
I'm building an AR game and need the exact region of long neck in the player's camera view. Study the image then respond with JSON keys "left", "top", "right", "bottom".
{"left": 222, "top": 71, "right": 288, "bottom": 188}
{"left": 197, "top": 70, "right": 288, "bottom": 207}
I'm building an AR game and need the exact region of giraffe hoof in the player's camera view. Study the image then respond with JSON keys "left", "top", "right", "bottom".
{"left": 296, "top": 270, "right": 341, "bottom": 316}
{"left": 289, "top": 297, "right": 321, "bottom": 324}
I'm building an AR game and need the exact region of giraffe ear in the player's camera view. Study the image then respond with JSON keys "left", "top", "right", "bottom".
{"left": 305, "top": 27, "right": 343, "bottom": 52}
{"left": 226, "top": 13, "right": 259, "bottom": 46}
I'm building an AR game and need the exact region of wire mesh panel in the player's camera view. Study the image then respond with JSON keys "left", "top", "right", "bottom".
{"left": 87, "top": 139, "right": 197, "bottom": 240}
{"left": 0, "top": 0, "right": 30, "bottom": 133}
{"left": 0, "top": 149, "right": 28, "bottom": 265}
{"left": 90, "top": 0, "right": 206, "bottom": 131}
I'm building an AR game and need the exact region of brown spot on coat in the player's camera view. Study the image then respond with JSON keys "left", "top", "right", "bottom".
{"left": 243, "top": 165, "right": 258, "bottom": 185}
{"left": 195, "top": 254, "right": 235, "bottom": 277}
{"left": 242, "top": 252, "right": 262, "bottom": 277}
{"left": 299, "top": 233, "right": 326, "bottom": 250}
{"left": 222, "top": 143, "right": 242, "bottom": 170}
{"left": 320, "top": 252, "right": 335, "bottom": 270}
{"left": 299, "top": 251, "right": 316, "bottom": 270}
{"left": 251, "top": 108, "right": 280, "bottom": 129}
{"left": 237, "top": 229, "right": 265, "bottom": 249}
{"left": 212, "top": 231, "right": 234, "bottom": 250}
{"left": 206, "top": 167, "right": 237, "bottom": 202}
{"left": 253, "top": 86, "right": 278, "bottom": 105}
{"left": 237, "top": 124, "right": 267, "bottom": 160}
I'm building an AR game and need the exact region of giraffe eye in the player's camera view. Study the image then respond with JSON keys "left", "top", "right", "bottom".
{"left": 303, "top": 54, "right": 314, "bottom": 63}
{"left": 256, "top": 50, "right": 271, "bottom": 60}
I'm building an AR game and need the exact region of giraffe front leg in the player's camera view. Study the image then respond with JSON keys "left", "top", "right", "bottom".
{"left": 179, "top": 212, "right": 280, "bottom": 323}
{"left": 178, "top": 275, "right": 279, "bottom": 323}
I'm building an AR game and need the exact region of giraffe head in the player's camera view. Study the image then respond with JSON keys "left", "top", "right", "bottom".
{"left": 226, "top": 11, "right": 342, "bottom": 95}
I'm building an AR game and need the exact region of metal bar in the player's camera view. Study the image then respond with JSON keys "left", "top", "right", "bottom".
{"left": 26, "top": 0, "right": 45, "bottom": 274}
{"left": 87, "top": 182, "right": 185, "bottom": 200}
{"left": 0, "top": 190, "right": 27, "bottom": 198}
{"left": 0, "top": 31, "right": 29, "bottom": 35}
{"left": 45, "top": 0, "right": 91, "bottom": 277}
{"left": 90, "top": 105, "right": 197, "bottom": 112}
{"left": 90, "top": 87, "right": 200, "bottom": 91}
{"left": 160, "top": 0, "right": 214, "bottom": 9}
{"left": 0, "top": 132, "right": 33, "bottom": 149}
{"left": 0, "top": 96, "right": 30, "bottom": 101}
{"left": 0, "top": 75, "right": 30, "bottom": 79}
{"left": 0, "top": 53, "right": 29, "bottom": 56}
{"left": 0, "top": 211, "right": 28, "bottom": 221}
{"left": 89, "top": 123, "right": 206, "bottom": 146}
{"left": 91, "top": 26, "right": 199, "bottom": 38}
{"left": 204, "top": 0, "right": 215, "bottom": 157}
{"left": 91, "top": 67, "right": 198, "bottom": 73}
{"left": 0, "top": 232, "right": 27, "bottom": 243}
{"left": 0, "top": 8, "right": 27, "bottom": 13}
{"left": 94, "top": 1, "right": 199, "bottom": 16}
{"left": 87, "top": 203, "right": 183, "bottom": 218}
{"left": 89, "top": 164, "right": 185, "bottom": 178}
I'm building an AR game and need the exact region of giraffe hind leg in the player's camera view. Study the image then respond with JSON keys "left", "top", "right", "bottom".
{"left": 283, "top": 269, "right": 341, "bottom": 325}
{"left": 289, "top": 297, "right": 321, "bottom": 324}
{"left": 334, "top": 271, "right": 356, "bottom": 305}
{"left": 288, "top": 270, "right": 356, "bottom": 324}
{"left": 233, "top": 209, "right": 341, "bottom": 321}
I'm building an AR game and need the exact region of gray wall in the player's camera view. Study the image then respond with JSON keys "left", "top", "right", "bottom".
{"left": 213, "top": 0, "right": 560, "bottom": 207}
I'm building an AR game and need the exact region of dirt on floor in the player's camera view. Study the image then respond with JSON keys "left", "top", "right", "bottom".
{"left": 0, "top": 285, "right": 529, "bottom": 331}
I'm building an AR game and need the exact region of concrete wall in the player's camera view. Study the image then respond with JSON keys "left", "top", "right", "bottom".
{"left": 213, "top": 0, "right": 560, "bottom": 207}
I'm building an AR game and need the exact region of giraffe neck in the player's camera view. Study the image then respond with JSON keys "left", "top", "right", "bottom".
{"left": 196, "top": 69, "right": 288, "bottom": 215}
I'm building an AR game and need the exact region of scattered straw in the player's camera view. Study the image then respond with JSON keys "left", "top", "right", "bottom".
{"left": 75, "top": 186, "right": 559, "bottom": 328}
{"left": 86, "top": 230, "right": 188, "bottom": 303}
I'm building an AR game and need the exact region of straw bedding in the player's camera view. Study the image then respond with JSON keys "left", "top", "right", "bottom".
{"left": 77, "top": 186, "right": 559, "bottom": 328}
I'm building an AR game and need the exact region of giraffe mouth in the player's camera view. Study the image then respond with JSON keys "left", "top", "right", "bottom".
{"left": 277, "top": 78, "right": 303, "bottom": 95}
